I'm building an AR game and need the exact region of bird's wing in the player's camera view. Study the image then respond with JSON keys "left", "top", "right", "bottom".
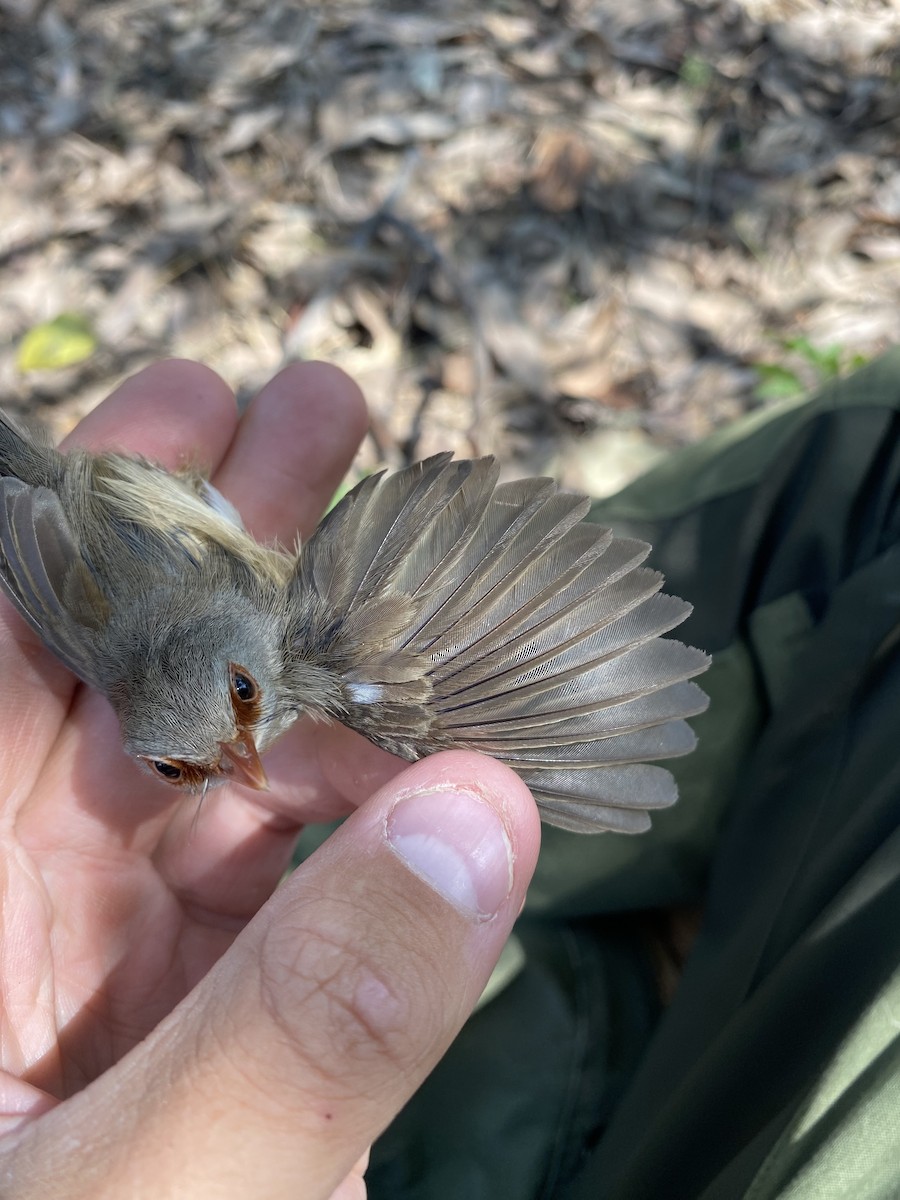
{"left": 291, "top": 455, "right": 709, "bottom": 835}
{"left": 0, "top": 478, "right": 110, "bottom": 685}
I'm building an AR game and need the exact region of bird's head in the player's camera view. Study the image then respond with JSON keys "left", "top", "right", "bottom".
{"left": 105, "top": 588, "right": 290, "bottom": 792}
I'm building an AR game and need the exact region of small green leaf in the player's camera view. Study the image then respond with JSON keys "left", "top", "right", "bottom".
{"left": 753, "top": 363, "right": 804, "bottom": 401}
{"left": 16, "top": 314, "right": 97, "bottom": 373}
{"left": 679, "top": 54, "right": 714, "bottom": 90}
{"left": 783, "top": 336, "right": 843, "bottom": 378}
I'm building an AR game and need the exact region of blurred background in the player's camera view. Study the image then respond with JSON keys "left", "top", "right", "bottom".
{"left": 1, "top": 0, "right": 898, "bottom": 496}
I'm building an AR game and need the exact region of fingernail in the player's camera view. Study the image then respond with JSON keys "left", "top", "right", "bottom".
{"left": 386, "top": 789, "right": 514, "bottom": 919}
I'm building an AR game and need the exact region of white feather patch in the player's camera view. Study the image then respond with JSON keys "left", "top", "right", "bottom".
{"left": 199, "top": 481, "right": 245, "bottom": 530}
{"left": 347, "top": 683, "right": 385, "bottom": 704}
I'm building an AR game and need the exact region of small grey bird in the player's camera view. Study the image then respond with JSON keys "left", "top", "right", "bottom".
{"left": 0, "top": 412, "right": 708, "bottom": 833}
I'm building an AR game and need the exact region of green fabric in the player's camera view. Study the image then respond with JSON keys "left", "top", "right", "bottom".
{"left": 366, "top": 351, "right": 900, "bottom": 1200}
{"left": 371, "top": 921, "right": 660, "bottom": 1199}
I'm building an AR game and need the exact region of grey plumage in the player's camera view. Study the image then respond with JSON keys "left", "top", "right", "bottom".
{"left": 0, "top": 410, "right": 293, "bottom": 783}
{"left": 0, "top": 415, "right": 709, "bottom": 832}
{"left": 288, "top": 453, "right": 709, "bottom": 833}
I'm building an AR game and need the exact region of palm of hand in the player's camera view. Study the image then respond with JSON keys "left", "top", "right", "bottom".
{"left": 1, "top": 673, "right": 238, "bottom": 1097}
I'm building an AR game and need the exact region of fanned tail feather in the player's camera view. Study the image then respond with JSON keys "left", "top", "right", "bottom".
{"left": 294, "top": 455, "right": 710, "bottom": 834}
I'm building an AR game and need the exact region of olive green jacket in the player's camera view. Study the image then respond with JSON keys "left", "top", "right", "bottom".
{"left": 363, "top": 353, "right": 900, "bottom": 1199}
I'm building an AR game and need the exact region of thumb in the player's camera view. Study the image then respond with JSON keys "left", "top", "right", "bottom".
{"left": 18, "top": 751, "right": 541, "bottom": 1200}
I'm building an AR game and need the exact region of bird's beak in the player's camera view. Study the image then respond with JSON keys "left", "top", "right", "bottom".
{"left": 219, "top": 731, "right": 269, "bottom": 791}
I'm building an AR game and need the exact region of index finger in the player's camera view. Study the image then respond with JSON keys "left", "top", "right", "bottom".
{"left": 61, "top": 359, "right": 239, "bottom": 470}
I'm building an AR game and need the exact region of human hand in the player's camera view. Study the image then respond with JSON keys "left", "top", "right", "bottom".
{"left": 0, "top": 361, "right": 541, "bottom": 1198}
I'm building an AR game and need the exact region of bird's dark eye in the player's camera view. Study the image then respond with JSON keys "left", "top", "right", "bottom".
{"left": 152, "top": 760, "right": 182, "bottom": 781}
{"left": 230, "top": 667, "right": 258, "bottom": 703}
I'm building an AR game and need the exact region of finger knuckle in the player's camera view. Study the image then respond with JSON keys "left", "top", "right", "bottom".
{"left": 258, "top": 895, "right": 447, "bottom": 1098}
